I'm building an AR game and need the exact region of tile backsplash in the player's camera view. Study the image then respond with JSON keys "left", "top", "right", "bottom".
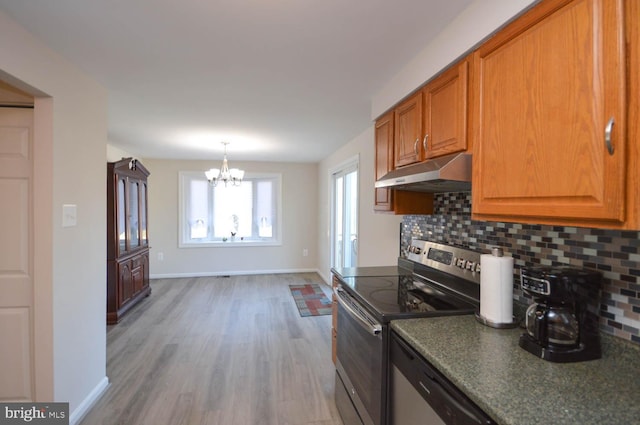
{"left": 402, "top": 192, "right": 640, "bottom": 345}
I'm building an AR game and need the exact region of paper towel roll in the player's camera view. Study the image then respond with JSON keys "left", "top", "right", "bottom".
{"left": 480, "top": 248, "right": 514, "bottom": 324}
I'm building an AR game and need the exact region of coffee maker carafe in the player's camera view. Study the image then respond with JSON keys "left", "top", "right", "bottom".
{"left": 519, "top": 266, "right": 602, "bottom": 362}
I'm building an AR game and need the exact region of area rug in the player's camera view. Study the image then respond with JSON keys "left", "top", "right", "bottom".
{"left": 289, "top": 283, "right": 333, "bottom": 317}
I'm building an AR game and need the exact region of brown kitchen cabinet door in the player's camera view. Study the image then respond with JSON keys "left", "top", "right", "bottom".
{"left": 472, "top": 0, "right": 626, "bottom": 226}
{"left": 117, "top": 259, "right": 133, "bottom": 307}
{"left": 374, "top": 111, "right": 394, "bottom": 211}
{"left": 394, "top": 91, "right": 423, "bottom": 168}
{"left": 423, "top": 58, "right": 469, "bottom": 159}
{"left": 374, "top": 111, "right": 434, "bottom": 214}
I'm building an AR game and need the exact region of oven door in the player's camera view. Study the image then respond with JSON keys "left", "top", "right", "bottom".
{"left": 334, "top": 286, "right": 385, "bottom": 425}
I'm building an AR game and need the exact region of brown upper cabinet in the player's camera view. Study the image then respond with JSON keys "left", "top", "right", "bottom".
{"left": 394, "top": 91, "right": 423, "bottom": 168}
{"left": 374, "top": 111, "right": 434, "bottom": 214}
{"left": 374, "top": 111, "right": 395, "bottom": 211}
{"left": 392, "top": 56, "right": 470, "bottom": 169}
{"left": 472, "top": 0, "right": 629, "bottom": 227}
{"left": 422, "top": 57, "right": 469, "bottom": 160}
{"left": 373, "top": 0, "right": 639, "bottom": 228}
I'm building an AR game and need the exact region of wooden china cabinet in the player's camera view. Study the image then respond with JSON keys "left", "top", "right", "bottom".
{"left": 107, "top": 158, "right": 150, "bottom": 324}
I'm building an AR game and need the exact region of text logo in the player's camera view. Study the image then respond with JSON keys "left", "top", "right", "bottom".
{"left": 0, "top": 403, "right": 68, "bottom": 425}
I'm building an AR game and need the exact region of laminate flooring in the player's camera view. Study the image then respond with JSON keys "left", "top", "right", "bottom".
{"left": 80, "top": 273, "right": 343, "bottom": 425}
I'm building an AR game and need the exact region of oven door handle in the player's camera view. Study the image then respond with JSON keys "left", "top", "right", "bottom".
{"left": 334, "top": 286, "right": 382, "bottom": 336}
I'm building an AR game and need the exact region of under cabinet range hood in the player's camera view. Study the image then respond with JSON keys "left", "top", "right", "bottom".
{"left": 375, "top": 152, "right": 472, "bottom": 193}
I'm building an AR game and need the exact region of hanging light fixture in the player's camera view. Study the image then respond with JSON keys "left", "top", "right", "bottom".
{"left": 205, "top": 141, "right": 245, "bottom": 187}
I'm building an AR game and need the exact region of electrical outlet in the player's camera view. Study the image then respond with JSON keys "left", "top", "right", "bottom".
{"left": 158, "top": 252, "right": 164, "bottom": 261}
{"left": 302, "top": 248, "right": 308, "bottom": 257}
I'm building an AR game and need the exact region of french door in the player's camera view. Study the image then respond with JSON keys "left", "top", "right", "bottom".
{"left": 331, "top": 159, "right": 358, "bottom": 269}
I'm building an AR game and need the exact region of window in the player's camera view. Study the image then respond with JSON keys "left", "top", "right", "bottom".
{"left": 179, "top": 171, "right": 281, "bottom": 247}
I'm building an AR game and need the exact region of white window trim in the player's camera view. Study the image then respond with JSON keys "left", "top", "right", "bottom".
{"left": 178, "top": 171, "right": 283, "bottom": 248}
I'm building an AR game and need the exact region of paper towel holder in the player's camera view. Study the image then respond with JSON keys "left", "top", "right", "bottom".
{"left": 477, "top": 246, "right": 519, "bottom": 329}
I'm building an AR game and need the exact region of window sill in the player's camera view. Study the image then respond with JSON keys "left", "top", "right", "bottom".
{"left": 179, "top": 240, "right": 282, "bottom": 248}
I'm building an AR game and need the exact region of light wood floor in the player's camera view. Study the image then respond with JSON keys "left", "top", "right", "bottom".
{"left": 80, "top": 273, "right": 343, "bottom": 425}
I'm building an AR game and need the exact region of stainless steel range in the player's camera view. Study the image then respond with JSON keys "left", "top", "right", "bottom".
{"left": 333, "top": 240, "right": 483, "bottom": 425}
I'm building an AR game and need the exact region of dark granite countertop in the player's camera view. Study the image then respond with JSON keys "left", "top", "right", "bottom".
{"left": 391, "top": 315, "right": 640, "bottom": 425}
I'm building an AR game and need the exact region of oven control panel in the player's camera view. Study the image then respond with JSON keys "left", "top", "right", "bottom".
{"left": 407, "top": 239, "right": 481, "bottom": 285}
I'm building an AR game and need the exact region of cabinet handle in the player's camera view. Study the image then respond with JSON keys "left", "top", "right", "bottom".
{"left": 423, "top": 134, "right": 429, "bottom": 151}
{"left": 605, "top": 117, "right": 615, "bottom": 155}
{"left": 413, "top": 138, "right": 419, "bottom": 155}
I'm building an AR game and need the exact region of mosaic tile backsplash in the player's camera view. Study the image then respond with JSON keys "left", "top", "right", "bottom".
{"left": 402, "top": 192, "right": 640, "bottom": 345}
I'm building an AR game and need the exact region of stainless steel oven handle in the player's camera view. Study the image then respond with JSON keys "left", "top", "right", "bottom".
{"left": 334, "top": 286, "right": 382, "bottom": 336}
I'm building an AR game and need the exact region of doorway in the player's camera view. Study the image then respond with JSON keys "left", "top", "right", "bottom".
{"left": 0, "top": 105, "right": 35, "bottom": 401}
{"left": 331, "top": 157, "right": 358, "bottom": 269}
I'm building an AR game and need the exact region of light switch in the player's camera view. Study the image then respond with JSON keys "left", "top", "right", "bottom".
{"left": 62, "top": 204, "right": 77, "bottom": 227}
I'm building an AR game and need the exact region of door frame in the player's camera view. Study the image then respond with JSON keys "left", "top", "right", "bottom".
{"left": 0, "top": 74, "right": 55, "bottom": 401}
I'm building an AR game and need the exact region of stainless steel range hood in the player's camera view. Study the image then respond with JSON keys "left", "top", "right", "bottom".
{"left": 375, "top": 152, "right": 471, "bottom": 192}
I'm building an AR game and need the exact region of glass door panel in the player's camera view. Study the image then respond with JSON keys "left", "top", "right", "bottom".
{"left": 332, "top": 160, "right": 358, "bottom": 269}
{"left": 117, "top": 178, "right": 127, "bottom": 253}
{"left": 344, "top": 170, "right": 358, "bottom": 267}
{"left": 129, "top": 181, "right": 139, "bottom": 247}
{"left": 140, "top": 183, "right": 147, "bottom": 245}
{"left": 333, "top": 175, "right": 344, "bottom": 268}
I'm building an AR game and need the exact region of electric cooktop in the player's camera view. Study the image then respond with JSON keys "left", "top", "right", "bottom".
{"left": 339, "top": 273, "right": 477, "bottom": 322}
{"left": 337, "top": 240, "right": 483, "bottom": 322}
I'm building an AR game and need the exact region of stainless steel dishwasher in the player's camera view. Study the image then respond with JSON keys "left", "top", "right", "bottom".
{"left": 389, "top": 331, "right": 495, "bottom": 425}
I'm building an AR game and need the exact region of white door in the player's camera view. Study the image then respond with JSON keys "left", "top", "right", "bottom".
{"left": 0, "top": 107, "right": 34, "bottom": 401}
{"left": 331, "top": 160, "right": 358, "bottom": 269}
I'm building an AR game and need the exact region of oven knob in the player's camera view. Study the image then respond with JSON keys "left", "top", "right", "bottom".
{"left": 466, "top": 261, "right": 475, "bottom": 271}
{"left": 415, "top": 247, "right": 422, "bottom": 255}
{"left": 457, "top": 258, "right": 465, "bottom": 268}
{"left": 475, "top": 263, "right": 481, "bottom": 273}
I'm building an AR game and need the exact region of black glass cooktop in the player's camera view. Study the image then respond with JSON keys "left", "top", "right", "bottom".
{"left": 340, "top": 272, "right": 478, "bottom": 322}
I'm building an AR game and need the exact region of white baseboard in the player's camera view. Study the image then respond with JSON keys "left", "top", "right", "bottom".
{"left": 149, "top": 268, "right": 320, "bottom": 279}
{"left": 317, "top": 270, "right": 331, "bottom": 285}
{"left": 69, "top": 377, "right": 109, "bottom": 425}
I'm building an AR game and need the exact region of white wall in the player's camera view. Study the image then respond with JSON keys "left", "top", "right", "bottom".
{"left": 372, "top": 0, "right": 537, "bottom": 118}
{"left": 144, "top": 158, "right": 318, "bottom": 277}
{"left": 107, "top": 143, "right": 136, "bottom": 162}
{"left": 317, "top": 127, "right": 403, "bottom": 282}
{"left": 0, "top": 10, "right": 108, "bottom": 423}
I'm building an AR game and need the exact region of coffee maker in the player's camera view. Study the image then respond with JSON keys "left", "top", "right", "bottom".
{"left": 519, "top": 266, "right": 602, "bottom": 362}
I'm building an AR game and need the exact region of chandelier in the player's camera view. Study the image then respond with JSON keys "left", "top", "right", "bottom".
{"left": 205, "top": 141, "right": 245, "bottom": 187}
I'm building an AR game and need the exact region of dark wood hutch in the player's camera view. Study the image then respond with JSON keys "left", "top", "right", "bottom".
{"left": 107, "top": 158, "right": 150, "bottom": 324}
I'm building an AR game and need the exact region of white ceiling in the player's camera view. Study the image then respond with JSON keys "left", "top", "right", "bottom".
{"left": 0, "top": 0, "right": 474, "bottom": 162}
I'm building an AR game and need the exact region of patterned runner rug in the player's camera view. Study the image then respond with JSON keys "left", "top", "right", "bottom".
{"left": 289, "top": 283, "right": 332, "bottom": 317}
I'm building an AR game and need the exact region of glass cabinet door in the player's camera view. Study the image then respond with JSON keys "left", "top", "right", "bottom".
{"left": 140, "top": 183, "right": 148, "bottom": 246}
{"left": 129, "top": 180, "right": 139, "bottom": 248}
{"left": 117, "top": 178, "right": 127, "bottom": 254}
